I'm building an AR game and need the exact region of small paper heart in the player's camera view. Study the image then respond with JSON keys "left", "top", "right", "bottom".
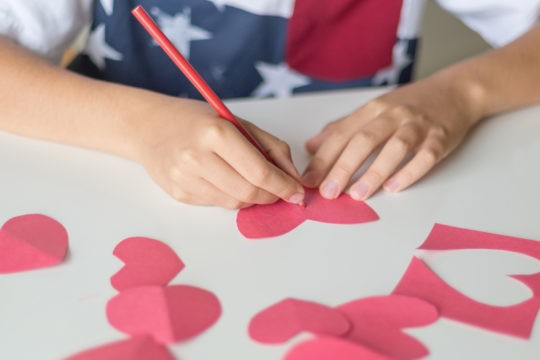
{"left": 285, "top": 336, "right": 391, "bottom": 360}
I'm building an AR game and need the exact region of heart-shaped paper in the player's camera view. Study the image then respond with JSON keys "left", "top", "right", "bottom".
{"left": 393, "top": 257, "right": 540, "bottom": 339}
{"left": 248, "top": 298, "right": 351, "bottom": 343}
{"left": 336, "top": 295, "right": 439, "bottom": 359}
{"left": 110, "top": 237, "right": 185, "bottom": 291}
{"left": 107, "top": 285, "right": 221, "bottom": 344}
{"left": 0, "top": 214, "right": 68, "bottom": 274}
{"left": 237, "top": 188, "right": 378, "bottom": 239}
{"left": 65, "top": 335, "right": 174, "bottom": 360}
{"left": 285, "top": 337, "right": 392, "bottom": 360}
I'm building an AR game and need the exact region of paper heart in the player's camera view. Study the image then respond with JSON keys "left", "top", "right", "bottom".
{"left": 65, "top": 335, "right": 174, "bottom": 360}
{"left": 248, "top": 298, "right": 351, "bottom": 343}
{"left": 285, "top": 337, "right": 392, "bottom": 360}
{"left": 0, "top": 214, "right": 68, "bottom": 274}
{"left": 336, "top": 295, "right": 439, "bottom": 359}
{"left": 237, "top": 188, "right": 378, "bottom": 239}
{"left": 393, "top": 257, "right": 540, "bottom": 338}
{"left": 107, "top": 285, "right": 221, "bottom": 344}
{"left": 286, "top": 0, "right": 403, "bottom": 80}
{"left": 110, "top": 237, "right": 185, "bottom": 291}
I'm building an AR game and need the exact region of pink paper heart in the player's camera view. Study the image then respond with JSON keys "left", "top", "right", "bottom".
{"left": 0, "top": 214, "right": 68, "bottom": 274}
{"left": 285, "top": 337, "right": 392, "bottom": 360}
{"left": 65, "top": 335, "right": 174, "bottom": 360}
{"left": 110, "top": 237, "right": 185, "bottom": 291}
{"left": 337, "top": 295, "right": 439, "bottom": 359}
{"left": 393, "top": 257, "right": 540, "bottom": 339}
{"left": 107, "top": 285, "right": 221, "bottom": 344}
{"left": 248, "top": 298, "right": 351, "bottom": 343}
{"left": 237, "top": 188, "right": 378, "bottom": 239}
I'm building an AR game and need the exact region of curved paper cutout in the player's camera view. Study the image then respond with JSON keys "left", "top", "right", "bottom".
{"left": 65, "top": 335, "right": 174, "bottom": 360}
{"left": 285, "top": 337, "right": 391, "bottom": 360}
{"left": 337, "top": 295, "right": 438, "bottom": 359}
{"left": 248, "top": 298, "right": 350, "bottom": 343}
{"left": 419, "top": 223, "right": 540, "bottom": 261}
{"left": 111, "top": 237, "right": 184, "bottom": 291}
{"left": 0, "top": 214, "right": 68, "bottom": 274}
{"left": 393, "top": 257, "right": 540, "bottom": 338}
{"left": 237, "top": 188, "right": 378, "bottom": 239}
{"left": 107, "top": 285, "right": 221, "bottom": 344}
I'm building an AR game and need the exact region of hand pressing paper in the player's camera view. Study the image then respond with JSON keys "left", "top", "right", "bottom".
{"left": 0, "top": 214, "right": 68, "bottom": 274}
{"left": 237, "top": 188, "right": 378, "bottom": 239}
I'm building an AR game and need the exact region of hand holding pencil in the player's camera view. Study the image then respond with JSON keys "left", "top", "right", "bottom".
{"left": 131, "top": 6, "right": 305, "bottom": 208}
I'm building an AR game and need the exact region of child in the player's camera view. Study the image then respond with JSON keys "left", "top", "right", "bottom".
{"left": 1, "top": 0, "right": 539, "bottom": 208}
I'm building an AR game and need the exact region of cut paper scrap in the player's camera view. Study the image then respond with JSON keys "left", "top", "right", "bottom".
{"left": 237, "top": 187, "right": 378, "bottom": 239}
{"left": 284, "top": 337, "right": 392, "bottom": 360}
{"left": 0, "top": 214, "right": 68, "bottom": 274}
{"left": 419, "top": 223, "right": 540, "bottom": 261}
{"left": 336, "top": 295, "right": 439, "bottom": 360}
{"left": 248, "top": 298, "right": 351, "bottom": 344}
{"left": 111, "top": 237, "right": 185, "bottom": 291}
{"left": 64, "top": 335, "right": 175, "bottom": 360}
{"left": 107, "top": 285, "right": 221, "bottom": 344}
{"left": 393, "top": 257, "right": 540, "bottom": 339}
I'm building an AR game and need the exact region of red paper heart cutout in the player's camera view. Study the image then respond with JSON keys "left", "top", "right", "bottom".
{"left": 111, "top": 237, "right": 185, "bottom": 291}
{"left": 0, "top": 214, "right": 68, "bottom": 274}
{"left": 337, "top": 295, "right": 439, "bottom": 359}
{"left": 65, "top": 335, "right": 174, "bottom": 360}
{"left": 237, "top": 188, "right": 378, "bottom": 239}
{"left": 107, "top": 285, "right": 221, "bottom": 344}
{"left": 285, "top": 337, "right": 392, "bottom": 360}
{"left": 248, "top": 298, "right": 351, "bottom": 343}
{"left": 393, "top": 257, "right": 540, "bottom": 338}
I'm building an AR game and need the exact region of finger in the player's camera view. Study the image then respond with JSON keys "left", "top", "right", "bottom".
{"left": 212, "top": 122, "right": 305, "bottom": 205}
{"left": 383, "top": 134, "right": 447, "bottom": 193}
{"left": 304, "top": 116, "right": 396, "bottom": 193}
{"left": 348, "top": 123, "right": 424, "bottom": 200}
{"left": 305, "top": 119, "right": 341, "bottom": 154}
{"left": 169, "top": 176, "right": 249, "bottom": 209}
{"left": 242, "top": 121, "right": 301, "bottom": 180}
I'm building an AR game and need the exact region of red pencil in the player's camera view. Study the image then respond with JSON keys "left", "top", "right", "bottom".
{"left": 131, "top": 5, "right": 273, "bottom": 163}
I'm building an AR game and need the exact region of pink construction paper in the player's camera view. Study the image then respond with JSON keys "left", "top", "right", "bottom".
{"left": 336, "top": 295, "right": 438, "bottom": 359}
{"left": 393, "top": 257, "right": 540, "bottom": 338}
{"left": 248, "top": 298, "right": 351, "bottom": 344}
{"left": 111, "top": 237, "right": 184, "bottom": 291}
{"left": 237, "top": 188, "right": 378, "bottom": 239}
{"left": 419, "top": 223, "right": 540, "bottom": 261}
{"left": 64, "top": 335, "right": 174, "bottom": 360}
{"left": 0, "top": 214, "right": 68, "bottom": 274}
{"left": 284, "top": 337, "right": 392, "bottom": 360}
{"left": 107, "top": 285, "right": 221, "bottom": 344}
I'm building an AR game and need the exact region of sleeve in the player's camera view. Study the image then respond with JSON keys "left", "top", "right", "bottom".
{"left": 0, "top": 0, "right": 93, "bottom": 63}
{"left": 435, "top": 0, "right": 540, "bottom": 47}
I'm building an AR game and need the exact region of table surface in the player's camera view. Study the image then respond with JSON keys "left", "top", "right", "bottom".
{"left": 1, "top": 87, "right": 539, "bottom": 359}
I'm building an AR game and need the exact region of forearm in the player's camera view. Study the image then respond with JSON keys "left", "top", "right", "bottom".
{"left": 0, "top": 36, "right": 161, "bottom": 160}
{"left": 426, "top": 23, "right": 540, "bottom": 123}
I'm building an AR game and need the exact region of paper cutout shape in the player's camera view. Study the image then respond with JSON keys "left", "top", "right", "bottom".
{"left": 284, "top": 337, "right": 392, "bottom": 360}
{"left": 393, "top": 257, "right": 540, "bottom": 338}
{"left": 0, "top": 214, "right": 68, "bottom": 274}
{"left": 336, "top": 295, "right": 438, "bottom": 359}
{"left": 419, "top": 223, "right": 540, "bottom": 261}
{"left": 111, "top": 237, "right": 184, "bottom": 291}
{"left": 511, "top": 272, "right": 540, "bottom": 297}
{"left": 107, "top": 285, "right": 221, "bottom": 344}
{"left": 237, "top": 188, "right": 378, "bottom": 239}
{"left": 248, "top": 298, "right": 351, "bottom": 343}
{"left": 65, "top": 335, "right": 174, "bottom": 360}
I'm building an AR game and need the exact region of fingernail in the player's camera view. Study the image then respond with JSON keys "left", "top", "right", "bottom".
{"left": 288, "top": 192, "right": 305, "bottom": 205}
{"left": 350, "top": 182, "right": 369, "bottom": 200}
{"left": 301, "top": 170, "right": 318, "bottom": 187}
{"left": 384, "top": 179, "right": 400, "bottom": 192}
{"left": 321, "top": 180, "right": 339, "bottom": 199}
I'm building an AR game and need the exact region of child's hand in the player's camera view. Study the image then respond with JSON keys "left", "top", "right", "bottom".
{"left": 131, "top": 97, "right": 304, "bottom": 208}
{"left": 302, "top": 75, "right": 481, "bottom": 200}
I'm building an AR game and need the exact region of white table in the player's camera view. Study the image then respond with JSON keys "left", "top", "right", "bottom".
{"left": 0, "top": 88, "right": 539, "bottom": 359}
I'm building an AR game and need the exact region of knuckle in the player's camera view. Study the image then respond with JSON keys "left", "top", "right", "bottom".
{"left": 364, "top": 98, "right": 388, "bottom": 113}
{"left": 168, "top": 165, "right": 183, "bottom": 181}
{"left": 390, "top": 105, "right": 415, "bottom": 120}
{"left": 420, "top": 146, "right": 441, "bottom": 165}
{"left": 351, "top": 131, "right": 378, "bottom": 148}
{"left": 249, "top": 165, "right": 273, "bottom": 185}
{"left": 390, "top": 136, "right": 411, "bottom": 153}
{"left": 177, "top": 148, "right": 199, "bottom": 166}
{"left": 201, "top": 121, "right": 227, "bottom": 144}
